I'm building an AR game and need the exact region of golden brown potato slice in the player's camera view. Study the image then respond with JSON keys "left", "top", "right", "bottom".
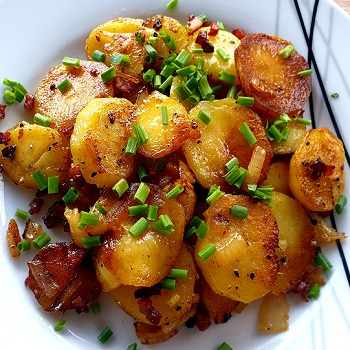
{"left": 289, "top": 127, "right": 345, "bottom": 211}
{"left": 195, "top": 194, "right": 279, "bottom": 304}
{"left": 262, "top": 161, "right": 292, "bottom": 197}
{"left": 268, "top": 192, "right": 316, "bottom": 294}
{"left": 182, "top": 98, "right": 272, "bottom": 192}
{"left": 234, "top": 33, "right": 311, "bottom": 119}
{"left": 33, "top": 60, "right": 115, "bottom": 135}
{"left": 70, "top": 97, "right": 137, "bottom": 188}
{"left": 0, "top": 121, "right": 70, "bottom": 188}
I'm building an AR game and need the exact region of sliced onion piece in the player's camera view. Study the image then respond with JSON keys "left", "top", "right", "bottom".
{"left": 243, "top": 145, "right": 266, "bottom": 189}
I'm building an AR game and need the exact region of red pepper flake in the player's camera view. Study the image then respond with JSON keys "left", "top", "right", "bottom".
{"left": 208, "top": 22, "right": 220, "bottom": 36}
{"left": 0, "top": 131, "right": 11, "bottom": 145}
{"left": 232, "top": 28, "right": 247, "bottom": 40}
{"left": 0, "top": 104, "right": 6, "bottom": 119}
{"left": 137, "top": 297, "right": 162, "bottom": 325}
{"left": 195, "top": 30, "right": 207, "bottom": 45}
{"left": 24, "top": 93, "right": 34, "bottom": 111}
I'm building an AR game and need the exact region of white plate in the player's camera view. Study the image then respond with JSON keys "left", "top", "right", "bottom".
{"left": 1, "top": 0, "right": 349, "bottom": 349}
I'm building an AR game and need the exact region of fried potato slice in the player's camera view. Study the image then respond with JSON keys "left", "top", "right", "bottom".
{"left": 289, "top": 127, "right": 345, "bottom": 211}
{"left": 262, "top": 161, "right": 292, "bottom": 197}
{"left": 195, "top": 194, "right": 279, "bottom": 304}
{"left": 33, "top": 60, "right": 115, "bottom": 135}
{"left": 234, "top": 33, "right": 311, "bottom": 119}
{"left": 0, "top": 121, "right": 70, "bottom": 188}
{"left": 70, "top": 97, "right": 137, "bottom": 188}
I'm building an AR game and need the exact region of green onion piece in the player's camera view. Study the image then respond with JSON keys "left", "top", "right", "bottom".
{"left": 175, "top": 81, "right": 192, "bottom": 100}
{"left": 127, "top": 343, "right": 138, "bottom": 350}
{"left": 281, "top": 127, "right": 290, "bottom": 142}
{"left": 230, "top": 205, "right": 248, "bottom": 219}
{"left": 225, "top": 157, "right": 239, "bottom": 171}
{"left": 144, "top": 44, "right": 158, "bottom": 58}
{"left": 174, "top": 49, "right": 191, "bottom": 68}
{"left": 196, "top": 219, "right": 209, "bottom": 238}
{"left": 314, "top": 250, "right": 333, "bottom": 271}
{"left": 206, "top": 188, "right": 224, "bottom": 206}
{"left": 155, "top": 158, "right": 169, "bottom": 171}
{"left": 54, "top": 319, "right": 67, "bottom": 332}
{"left": 17, "top": 241, "right": 31, "bottom": 252}
{"left": 295, "top": 118, "right": 312, "bottom": 125}
{"left": 237, "top": 95, "right": 254, "bottom": 107}
{"left": 161, "top": 277, "right": 176, "bottom": 290}
{"left": 3, "top": 90, "right": 16, "bottom": 104}
{"left": 198, "top": 243, "right": 217, "bottom": 260}
{"left": 159, "top": 30, "right": 177, "bottom": 51}
{"left": 143, "top": 68, "right": 156, "bottom": 83}
{"left": 189, "top": 93, "right": 200, "bottom": 105}
{"left": 216, "top": 48, "right": 230, "bottom": 62}
{"left": 192, "top": 48, "right": 204, "bottom": 54}
{"left": 247, "top": 184, "right": 274, "bottom": 201}
{"left": 331, "top": 92, "right": 339, "bottom": 98}
{"left": 138, "top": 164, "right": 148, "bottom": 181}
{"left": 279, "top": 45, "right": 295, "bottom": 58}
{"left": 112, "top": 178, "right": 129, "bottom": 197}
{"left": 57, "top": 79, "right": 72, "bottom": 93}
{"left": 166, "top": 184, "right": 184, "bottom": 199}
{"left": 280, "top": 113, "right": 292, "bottom": 124}
{"left": 226, "top": 85, "right": 237, "bottom": 99}
{"left": 132, "top": 123, "right": 149, "bottom": 145}
{"left": 176, "top": 65, "right": 197, "bottom": 77}
{"left": 148, "top": 36, "right": 158, "bottom": 45}
{"left": 218, "top": 70, "right": 235, "bottom": 85}
{"left": 217, "top": 342, "right": 233, "bottom": 350}
{"left": 298, "top": 69, "right": 313, "bottom": 77}
{"left": 62, "top": 57, "right": 80, "bottom": 68}
{"left": 188, "top": 215, "right": 202, "bottom": 230}
{"left": 62, "top": 187, "right": 80, "bottom": 205}
{"left": 153, "top": 219, "right": 174, "bottom": 236}
{"left": 307, "top": 283, "right": 320, "bottom": 299}
{"left": 78, "top": 211, "right": 99, "bottom": 229}
{"left": 159, "top": 214, "right": 174, "bottom": 229}
{"left": 32, "top": 232, "right": 51, "bottom": 250}
{"left": 135, "top": 32, "right": 144, "bottom": 45}
{"left": 268, "top": 124, "right": 284, "bottom": 142}
{"left": 128, "top": 203, "right": 149, "bottom": 216}
{"left": 170, "top": 268, "right": 188, "bottom": 279}
{"left": 217, "top": 21, "right": 225, "bottom": 30}
{"left": 144, "top": 54, "right": 156, "bottom": 64}
{"left": 92, "top": 50, "right": 106, "bottom": 62}
{"left": 95, "top": 203, "right": 107, "bottom": 215}
{"left": 224, "top": 165, "right": 241, "bottom": 185}
{"left": 167, "top": 0, "right": 178, "bottom": 10}
{"left": 161, "top": 105, "right": 169, "bottom": 125}
{"left": 160, "top": 64, "right": 176, "bottom": 78}
{"left": 207, "top": 184, "right": 220, "bottom": 197}
{"left": 234, "top": 168, "right": 248, "bottom": 188}
{"left": 15, "top": 208, "right": 29, "bottom": 220}
{"left": 101, "top": 67, "right": 116, "bottom": 83}
{"left": 134, "top": 182, "right": 150, "bottom": 204}
{"left": 197, "top": 13, "right": 208, "bottom": 22}
{"left": 198, "top": 110, "right": 211, "bottom": 125}
{"left": 125, "top": 136, "right": 138, "bottom": 155}
{"left": 129, "top": 217, "right": 149, "bottom": 238}
{"left": 198, "top": 74, "right": 213, "bottom": 99}
{"left": 82, "top": 235, "right": 101, "bottom": 248}
{"left": 47, "top": 176, "right": 59, "bottom": 194}
{"left": 147, "top": 205, "right": 158, "bottom": 221}
{"left": 110, "top": 52, "right": 130, "bottom": 66}
{"left": 153, "top": 75, "right": 162, "bottom": 89}
{"left": 98, "top": 326, "right": 113, "bottom": 344}
{"left": 184, "top": 226, "right": 197, "bottom": 240}
{"left": 196, "top": 57, "right": 205, "bottom": 71}
{"left": 31, "top": 169, "right": 48, "bottom": 191}
{"left": 239, "top": 122, "right": 257, "bottom": 147}
{"left": 186, "top": 75, "right": 200, "bottom": 91}
{"left": 89, "top": 301, "right": 101, "bottom": 315}
{"left": 34, "top": 113, "right": 52, "bottom": 127}
{"left": 335, "top": 195, "right": 347, "bottom": 214}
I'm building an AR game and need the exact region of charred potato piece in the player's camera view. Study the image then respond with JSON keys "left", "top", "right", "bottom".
{"left": 289, "top": 127, "right": 345, "bottom": 211}
{"left": 33, "top": 60, "right": 115, "bottom": 135}
{"left": 182, "top": 98, "right": 272, "bottom": 192}
{"left": 0, "top": 121, "right": 70, "bottom": 188}
{"left": 195, "top": 194, "right": 279, "bottom": 304}
{"left": 234, "top": 33, "right": 311, "bottom": 119}
{"left": 70, "top": 97, "right": 137, "bottom": 188}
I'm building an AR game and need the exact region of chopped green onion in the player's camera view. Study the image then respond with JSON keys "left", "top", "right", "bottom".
{"left": 196, "top": 57, "right": 205, "bottom": 70}
{"left": 184, "top": 226, "right": 197, "bottom": 240}
{"left": 230, "top": 205, "right": 248, "bottom": 219}
{"left": 34, "top": 113, "right": 52, "bottom": 127}
{"left": 160, "top": 64, "right": 176, "bottom": 79}
{"left": 15, "top": 208, "right": 29, "bottom": 220}
{"left": 216, "top": 48, "right": 230, "bottom": 62}
{"left": 167, "top": 0, "right": 178, "bottom": 10}
{"left": 47, "top": 175, "right": 59, "bottom": 194}
{"left": 54, "top": 319, "right": 67, "bottom": 332}
{"left": 3, "top": 89, "right": 16, "bottom": 104}
{"left": 225, "top": 157, "right": 239, "bottom": 171}
{"left": 331, "top": 92, "right": 339, "bottom": 98}
{"left": 62, "top": 187, "right": 80, "bottom": 205}
{"left": 98, "top": 326, "right": 113, "bottom": 344}
{"left": 32, "top": 232, "right": 51, "bottom": 250}
{"left": 314, "top": 250, "right": 333, "bottom": 271}
{"left": 198, "top": 110, "right": 211, "bottom": 125}
{"left": 298, "top": 69, "right": 313, "bottom": 77}
{"left": 239, "top": 122, "right": 257, "bottom": 147}
{"left": 161, "top": 105, "right": 169, "bottom": 125}
{"left": 135, "top": 32, "right": 144, "bottom": 45}
{"left": 161, "top": 277, "right": 176, "bottom": 290}
{"left": 153, "top": 75, "right": 162, "bottom": 89}
{"left": 148, "top": 36, "right": 158, "bottom": 45}
{"left": 17, "top": 241, "right": 31, "bottom": 252}
{"left": 57, "top": 79, "right": 72, "bottom": 93}
{"left": 170, "top": 268, "right": 188, "bottom": 279}
{"left": 127, "top": 343, "right": 138, "bottom": 350}
{"left": 166, "top": 184, "right": 184, "bottom": 199}
{"left": 101, "top": 67, "right": 116, "bottom": 83}
{"left": 143, "top": 68, "right": 156, "bottom": 83}
{"left": 112, "top": 178, "right": 129, "bottom": 197}
{"left": 95, "top": 203, "right": 107, "bottom": 215}
{"left": 268, "top": 124, "right": 284, "bottom": 142}
{"left": 192, "top": 48, "right": 204, "bottom": 54}
{"left": 176, "top": 65, "right": 197, "bottom": 77}
{"left": 128, "top": 203, "right": 149, "bottom": 216}
{"left": 31, "top": 169, "right": 48, "bottom": 191}
{"left": 129, "top": 217, "right": 149, "bottom": 238}
{"left": 295, "top": 118, "right": 312, "bottom": 125}
{"left": 217, "top": 21, "right": 225, "bottom": 30}
{"left": 159, "top": 214, "right": 174, "bottom": 229}
{"left": 125, "top": 136, "right": 138, "bottom": 155}
{"left": 109, "top": 52, "right": 130, "bottom": 66}
{"left": 174, "top": 49, "right": 191, "bottom": 68}
{"left": 82, "top": 235, "right": 101, "bottom": 248}
{"left": 189, "top": 93, "right": 200, "bottom": 105}
{"left": 153, "top": 219, "right": 174, "bottom": 236}
{"left": 206, "top": 188, "right": 224, "bottom": 205}
{"left": 198, "top": 243, "right": 217, "bottom": 261}
{"left": 147, "top": 205, "right": 158, "bottom": 221}
{"left": 132, "top": 123, "right": 149, "bottom": 145}
{"left": 224, "top": 165, "right": 244, "bottom": 186}
{"left": 3, "top": 78, "right": 29, "bottom": 104}
{"left": 175, "top": 81, "right": 192, "bottom": 100}
{"left": 247, "top": 184, "right": 274, "bottom": 201}
{"left": 279, "top": 45, "right": 295, "bottom": 58}
{"left": 137, "top": 164, "right": 148, "bottom": 181}
{"left": 237, "top": 96, "right": 254, "bottom": 107}
{"left": 217, "top": 342, "right": 233, "bottom": 350}
{"left": 144, "top": 44, "right": 158, "bottom": 58}
{"left": 226, "top": 85, "right": 237, "bottom": 99}
{"left": 198, "top": 74, "right": 213, "bottom": 99}
{"left": 280, "top": 113, "right": 292, "bottom": 124}
{"left": 218, "top": 70, "right": 235, "bottom": 85}
{"left": 159, "top": 30, "right": 177, "bottom": 51}
{"left": 92, "top": 50, "right": 106, "bottom": 62}
{"left": 207, "top": 184, "right": 221, "bottom": 197}
{"left": 335, "top": 195, "right": 347, "bottom": 214}
{"left": 196, "top": 219, "right": 209, "bottom": 238}
{"left": 144, "top": 53, "right": 156, "bottom": 64}
{"left": 155, "top": 158, "right": 169, "bottom": 171}
{"left": 89, "top": 301, "right": 101, "bottom": 315}
{"left": 62, "top": 57, "right": 80, "bottom": 68}
{"left": 307, "top": 283, "right": 320, "bottom": 299}
{"left": 134, "top": 182, "right": 150, "bottom": 204}
{"left": 78, "top": 211, "right": 99, "bottom": 229}
{"left": 197, "top": 13, "right": 208, "bottom": 22}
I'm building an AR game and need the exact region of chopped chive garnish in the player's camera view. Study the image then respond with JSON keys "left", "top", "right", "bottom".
{"left": 135, "top": 32, "right": 144, "bottom": 45}
{"left": 148, "top": 36, "right": 158, "bottom": 45}
{"left": 198, "top": 110, "right": 211, "bottom": 125}
{"left": 128, "top": 203, "right": 149, "bottom": 216}
{"left": 197, "top": 13, "right": 208, "bottom": 22}
{"left": 314, "top": 250, "right": 333, "bottom": 271}
{"left": 237, "top": 96, "right": 254, "bottom": 107}
{"left": 217, "top": 21, "right": 225, "bottom": 30}
{"left": 134, "top": 182, "right": 150, "bottom": 204}
{"left": 224, "top": 165, "right": 243, "bottom": 186}
{"left": 153, "top": 219, "right": 174, "bottom": 236}
{"left": 196, "top": 57, "right": 205, "bottom": 70}
{"left": 295, "top": 118, "right": 312, "bottom": 125}
{"left": 218, "top": 70, "right": 235, "bottom": 85}
{"left": 184, "top": 226, "right": 197, "bottom": 240}
{"left": 159, "top": 214, "right": 174, "bottom": 229}
{"left": 207, "top": 184, "right": 221, "bottom": 197}
{"left": 101, "top": 67, "right": 116, "bottom": 83}
{"left": 15, "top": 208, "right": 29, "bottom": 220}
{"left": 298, "top": 69, "right": 313, "bottom": 77}
{"left": 159, "top": 30, "right": 177, "bottom": 51}
{"left": 189, "top": 93, "right": 200, "bottom": 105}
{"left": 268, "top": 124, "right": 284, "bottom": 142}
{"left": 129, "top": 217, "right": 149, "bottom": 238}
{"left": 307, "top": 283, "right": 320, "bottom": 299}
{"left": 198, "top": 243, "right": 217, "bottom": 260}
{"left": 331, "top": 92, "right": 339, "bottom": 98}
{"left": 161, "top": 105, "right": 169, "bottom": 125}
{"left": 89, "top": 301, "right": 101, "bottom": 315}
{"left": 174, "top": 50, "right": 191, "bottom": 68}
{"left": 166, "top": 184, "right": 184, "bottom": 199}
{"left": 279, "top": 45, "right": 295, "bottom": 58}
{"left": 161, "top": 277, "right": 176, "bottom": 290}
{"left": 230, "top": 205, "right": 248, "bottom": 219}
{"left": 144, "top": 53, "right": 156, "bottom": 64}
{"left": 335, "top": 195, "right": 347, "bottom": 214}
{"left": 92, "top": 50, "right": 106, "bottom": 62}
{"left": 153, "top": 74, "right": 162, "bottom": 89}
{"left": 206, "top": 188, "right": 224, "bottom": 205}
{"left": 247, "top": 184, "right": 274, "bottom": 201}
{"left": 170, "top": 268, "right": 188, "bottom": 279}
{"left": 239, "top": 122, "right": 257, "bottom": 147}
{"left": 155, "top": 158, "right": 169, "bottom": 171}
{"left": 196, "top": 219, "right": 209, "bottom": 238}
{"left": 147, "top": 205, "right": 158, "bottom": 221}
{"left": 127, "top": 343, "right": 138, "bottom": 350}
{"left": 54, "top": 319, "right": 67, "bottom": 332}
{"left": 192, "top": 48, "right": 204, "bottom": 54}
{"left": 3, "top": 90, "right": 16, "bottom": 104}
{"left": 31, "top": 169, "right": 48, "bottom": 191}
{"left": 217, "top": 342, "right": 233, "bottom": 350}
{"left": 3, "top": 78, "right": 28, "bottom": 104}
{"left": 167, "top": 0, "right": 178, "bottom": 10}
{"left": 57, "top": 79, "right": 72, "bottom": 93}
{"left": 32, "top": 232, "right": 51, "bottom": 249}
{"left": 225, "top": 157, "right": 239, "bottom": 171}
{"left": 198, "top": 74, "right": 213, "bottom": 99}
{"left": 95, "top": 203, "right": 107, "bottom": 215}
{"left": 62, "top": 187, "right": 80, "bottom": 205}
{"left": 125, "top": 136, "right": 138, "bottom": 155}
{"left": 98, "top": 326, "right": 113, "bottom": 344}
{"left": 112, "top": 178, "right": 129, "bottom": 197}
{"left": 159, "top": 74, "right": 174, "bottom": 92}
{"left": 144, "top": 44, "right": 158, "bottom": 58}
{"left": 47, "top": 176, "right": 59, "bottom": 194}
{"left": 110, "top": 52, "right": 130, "bottom": 66}
{"left": 280, "top": 113, "right": 292, "bottom": 124}
{"left": 132, "top": 123, "right": 149, "bottom": 145}
{"left": 78, "top": 211, "right": 99, "bottom": 229}
{"left": 62, "top": 57, "right": 80, "bottom": 68}
{"left": 17, "top": 241, "right": 31, "bottom": 252}
{"left": 175, "top": 81, "right": 192, "bottom": 100}
{"left": 176, "top": 65, "right": 197, "bottom": 77}
{"left": 226, "top": 85, "right": 237, "bottom": 99}
{"left": 34, "top": 113, "right": 52, "bottom": 127}
{"left": 143, "top": 68, "right": 157, "bottom": 83}
{"left": 216, "top": 48, "right": 230, "bottom": 62}
{"left": 138, "top": 164, "right": 148, "bottom": 181}
{"left": 82, "top": 235, "right": 101, "bottom": 248}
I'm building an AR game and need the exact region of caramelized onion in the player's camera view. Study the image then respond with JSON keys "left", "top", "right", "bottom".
{"left": 243, "top": 145, "right": 266, "bottom": 189}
